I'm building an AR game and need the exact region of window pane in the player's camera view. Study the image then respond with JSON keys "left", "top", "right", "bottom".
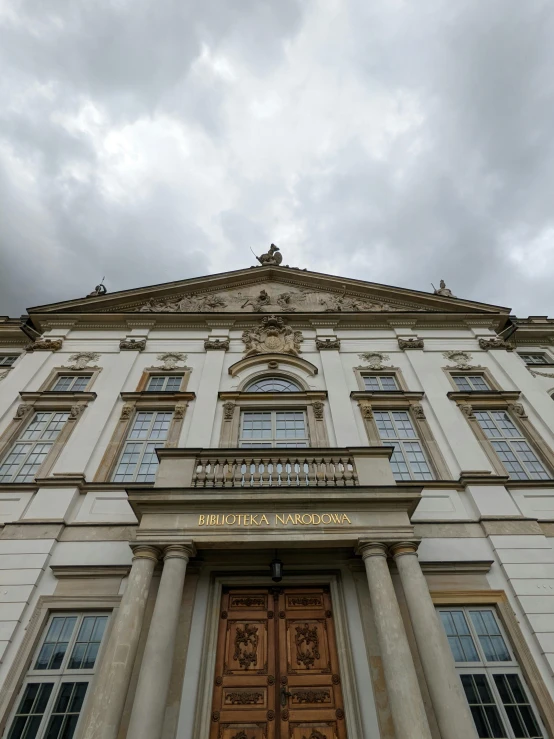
{"left": 0, "top": 355, "right": 18, "bottom": 366}
{"left": 460, "top": 675, "right": 506, "bottom": 738}
{"left": 493, "top": 674, "right": 543, "bottom": 738}
{"left": 43, "top": 682, "right": 88, "bottom": 739}
{"left": 245, "top": 377, "right": 301, "bottom": 392}
{"left": 113, "top": 412, "right": 172, "bottom": 482}
{"left": 363, "top": 376, "right": 381, "bottom": 391}
{"left": 520, "top": 354, "right": 548, "bottom": 364}
{"left": 53, "top": 377, "right": 73, "bottom": 392}
{"left": 147, "top": 376, "right": 165, "bottom": 392}
{"left": 35, "top": 617, "right": 77, "bottom": 671}
{"left": 454, "top": 376, "right": 473, "bottom": 392}
{"left": 68, "top": 616, "right": 107, "bottom": 670}
{"left": 469, "top": 611, "right": 510, "bottom": 662}
{"left": 8, "top": 683, "right": 54, "bottom": 739}
{"left": 71, "top": 377, "right": 91, "bottom": 392}
{"left": 165, "top": 376, "right": 182, "bottom": 392}
{"left": 439, "top": 611, "right": 479, "bottom": 662}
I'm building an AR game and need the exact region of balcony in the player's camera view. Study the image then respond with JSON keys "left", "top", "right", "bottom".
{"left": 155, "top": 447, "right": 396, "bottom": 488}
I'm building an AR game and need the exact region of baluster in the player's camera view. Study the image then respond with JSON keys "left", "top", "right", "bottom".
{"left": 195, "top": 459, "right": 206, "bottom": 487}
{"left": 292, "top": 457, "right": 299, "bottom": 486}
{"left": 261, "top": 458, "right": 270, "bottom": 486}
{"left": 281, "top": 457, "right": 289, "bottom": 486}
{"left": 203, "top": 460, "right": 214, "bottom": 488}
{"left": 234, "top": 457, "right": 245, "bottom": 487}
{"left": 213, "top": 459, "right": 224, "bottom": 487}
{"left": 342, "top": 456, "right": 354, "bottom": 486}
{"left": 316, "top": 457, "right": 326, "bottom": 486}
{"left": 223, "top": 460, "right": 234, "bottom": 487}
{"left": 306, "top": 456, "right": 316, "bottom": 486}
{"left": 351, "top": 457, "right": 359, "bottom": 485}
{"left": 332, "top": 457, "right": 344, "bottom": 486}
{"left": 250, "top": 457, "right": 260, "bottom": 487}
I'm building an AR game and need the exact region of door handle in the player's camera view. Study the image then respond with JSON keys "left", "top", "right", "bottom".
{"left": 280, "top": 686, "right": 292, "bottom": 707}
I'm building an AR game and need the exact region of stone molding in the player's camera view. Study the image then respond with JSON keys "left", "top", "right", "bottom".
{"left": 478, "top": 337, "right": 513, "bottom": 351}
{"left": 66, "top": 352, "right": 100, "bottom": 369}
{"left": 120, "top": 338, "right": 146, "bottom": 351}
{"left": 316, "top": 337, "right": 341, "bottom": 350}
{"left": 398, "top": 337, "right": 424, "bottom": 350}
{"left": 26, "top": 338, "right": 63, "bottom": 352}
{"left": 204, "top": 338, "right": 230, "bottom": 351}
{"left": 50, "top": 565, "right": 131, "bottom": 579}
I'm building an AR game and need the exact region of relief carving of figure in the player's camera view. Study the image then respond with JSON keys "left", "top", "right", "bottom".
{"left": 139, "top": 292, "right": 226, "bottom": 312}
{"left": 241, "top": 289, "right": 271, "bottom": 312}
{"left": 242, "top": 315, "right": 303, "bottom": 357}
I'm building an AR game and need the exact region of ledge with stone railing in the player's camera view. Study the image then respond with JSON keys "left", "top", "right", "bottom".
{"left": 155, "top": 447, "right": 396, "bottom": 488}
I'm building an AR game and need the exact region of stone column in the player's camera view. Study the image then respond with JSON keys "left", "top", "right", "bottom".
{"left": 126, "top": 543, "right": 196, "bottom": 739}
{"left": 391, "top": 542, "right": 478, "bottom": 739}
{"left": 358, "top": 541, "right": 432, "bottom": 739}
{"left": 80, "top": 545, "right": 160, "bottom": 739}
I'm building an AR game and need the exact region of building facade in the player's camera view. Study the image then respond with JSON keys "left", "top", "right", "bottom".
{"left": 0, "top": 250, "right": 554, "bottom": 739}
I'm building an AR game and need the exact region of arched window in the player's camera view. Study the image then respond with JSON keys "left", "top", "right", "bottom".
{"left": 244, "top": 377, "right": 301, "bottom": 393}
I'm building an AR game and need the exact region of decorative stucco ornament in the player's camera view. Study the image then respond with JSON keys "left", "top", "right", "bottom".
{"left": 357, "top": 352, "right": 391, "bottom": 370}
{"left": 156, "top": 353, "right": 188, "bottom": 370}
{"left": 26, "top": 339, "right": 63, "bottom": 352}
{"left": 204, "top": 339, "right": 230, "bottom": 351}
{"left": 316, "top": 338, "right": 341, "bottom": 350}
{"left": 120, "top": 338, "right": 146, "bottom": 351}
{"left": 242, "top": 315, "right": 303, "bottom": 357}
{"left": 67, "top": 352, "right": 100, "bottom": 370}
{"left": 442, "top": 351, "right": 473, "bottom": 369}
{"left": 398, "top": 337, "right": 424, "bottom": 350}
{"left": 478, "top": 337, "right": 512, "bottom": 351}
{"left": 139, "top": 293, "right": 227, "bottom": 313}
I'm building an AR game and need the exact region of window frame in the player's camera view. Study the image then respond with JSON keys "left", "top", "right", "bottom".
{"left": 4, "top": 611, "right": 111, "bottom": 739}
{"left": 353, "top": 365, "right": 407, "bottom": 392}
{"left": 218, "top": 388, "right": 329, "bottom": 448}
{"left": 0, "top": 355, "right": 19, "bottom": 367}
{"left": 431, "top": 591, "right": 554, "bottom": 738}
{"left": 112, "top": 409, "right": 175, "bottom": 483}
{"left": 243, "top": 376, "right": 303, "bottom": 393}
{"left": 353, "top": 392, "right": 450, "bottom": 480}
{"left": 145, "top": 374, "right": 185, "bottom": 393}
{"left": 518, "top": 353, "right": 554, "bottom": 366}
{"left": 239, "top": 409, "right": 310, "bottom": 448}
{"left": 51, "top": 375, "right": 94, "bottom": 393}
{"left": 452, "top": 396, "right": 554, "bottom": 481}
{"left": 372, "top": 408, "right": 435, "bottom": 481}
{"left": 437, "top": 605, "right": 546, "bottom": 739}
{"left": 361, "top": 374, "right": 400, "bottom": 392}
{"left": 36, "top": 367, "right": 102, "bottom": 394}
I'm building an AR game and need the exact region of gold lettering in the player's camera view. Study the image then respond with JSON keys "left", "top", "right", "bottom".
{"left": 342, "top": 514, "right": 352, "bottom": 524}
{"left": 312, "top": 514, "right": 321, "bottom": 525}
{"left": 294, "top": 514, "right": 302, "bottom": 525}
{"left": 251, "top": 514, "right": 258, "bottom": 526}
{"left": 301, "top": 514, "right": 312, "bottom": 525}
{"left": 261, "top": 514, "right": 269, "bottom": 525}
{"left": 276, "top": 514, "right": 285, "bottom": 525}
{"left": 226, "top": 514, "right": 236, "bottom": 525}
{"left": 321, "top": 513, "right": 331, "bottom": 524}
{"left": 331, "top": 513, "right": 342, "bottom": 524}
{"left": 285, "top": 514, "right": 294, "bottom": 525}
{"left": 244, "top": 514, "right": 251, "bottom": 526}
{"left": 198, "top": 515, "right": 205, "bottom": 526}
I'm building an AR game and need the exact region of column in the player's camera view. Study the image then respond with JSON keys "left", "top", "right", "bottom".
{"left": 358, "top": 541, "right": 432, "bottom": 739}
{"left": 80, "top": 545, "right": 159, "bottom": 739}
{"left": 391, "top": 542, "right": 478, "bottom": 739}
{"left": 126, "top": 543, "right": 196, "bottom": 739}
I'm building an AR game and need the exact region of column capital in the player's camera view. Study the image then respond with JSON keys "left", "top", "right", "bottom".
{"left": 163, "top": 542, "right": 196, "bottom": 561}
{"left": 357, "top": 540, "right": 388, "bottom": 559}
{"left": 131, "top": 544, "right": 161, "bottom": 563}
{"left": 390, "top": 540, "right": 420, "bottom": 559}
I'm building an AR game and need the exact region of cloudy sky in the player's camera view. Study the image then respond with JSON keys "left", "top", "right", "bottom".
{"left": 1, "top": 0, "right": 553, "bottom": 317}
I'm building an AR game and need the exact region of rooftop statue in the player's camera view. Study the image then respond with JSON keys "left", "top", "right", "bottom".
{"left": 87, "top": 281, "right": 107, "bottom": 297}
{"left": 433, "top": 279, "right": 456, "bottom": 298}
{"left": 255, "top": 244, "right": 283, "bottom": 266}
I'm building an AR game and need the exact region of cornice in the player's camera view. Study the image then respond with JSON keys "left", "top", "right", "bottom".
{"left": 50, "top": 565, "right": 131, "bottom": 579}
{"left": 218, "top": 390, "right": 327, "bottom": 401}
{"left": 120, "top": 391, "right": 196, "bottom": 402}
{"left": 351, "top": 391, "right": 425, "bottom": 401}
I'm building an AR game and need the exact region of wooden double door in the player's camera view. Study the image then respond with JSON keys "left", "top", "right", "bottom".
{"left": 210, "top": 587, "right": 348, "bottom": 739}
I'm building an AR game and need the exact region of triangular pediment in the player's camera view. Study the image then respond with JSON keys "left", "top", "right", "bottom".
{"left": 28, "top": 266, "right": 510, "bottom": 318}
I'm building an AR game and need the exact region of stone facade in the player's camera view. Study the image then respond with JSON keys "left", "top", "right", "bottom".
{"left": 0, "top": 267, "right": 553, "bottom": 739}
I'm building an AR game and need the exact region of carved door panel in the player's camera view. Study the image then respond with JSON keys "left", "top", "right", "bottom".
{"left": 210, "top": 589, "right": 276, "bottom": 739}
{"left": 210, "top": 588, "right": 347, "bottom": 739}
{"left": 278, "top": 589, "right": 347, "bottom": 739}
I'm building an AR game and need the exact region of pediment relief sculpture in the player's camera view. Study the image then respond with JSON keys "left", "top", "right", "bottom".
{"left": 136, "top": 283, "right": 418, "bottom": 314}
{"left": 242, "top": 315, "right": 303, "bottom": 357}
{"left": 66, "top": 352, "right": 101, "bottom": 369}
{"left": 156, "top": 353, "right": 188, "bottom": 370}
{"left": 357, "top": 352, "right": 391, "bottom": 370}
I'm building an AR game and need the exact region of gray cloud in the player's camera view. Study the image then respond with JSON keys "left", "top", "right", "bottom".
{"left": 1, "top": 0, "right": 553, "bottom": 316}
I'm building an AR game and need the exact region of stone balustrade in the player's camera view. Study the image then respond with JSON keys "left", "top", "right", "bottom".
{"left": 155, "top": 446, "right": 397, "bottom": 487}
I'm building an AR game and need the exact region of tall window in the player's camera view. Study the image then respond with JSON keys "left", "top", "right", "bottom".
{"left": 474, "top": 411, "right": 549, "bottom": 480}
{"left": 438, "top": 607, "right": 544, "bottom": 738}
{"left": 0, "top": 355, "right": 18, "bottom": 366}
{"left": 362, "top": 375, "right": 399, "bottom": 391}
{"left": 244, "top": 377, "right": 301, "bottom": 392}
{"left": 453, "top": 375, "right": 490, "bottom": 392}
{"left": 239, "top": 411, "right": 309, "bottom": 447}
{"left": 519, "top": 354, "right": 550, "bottom": 365}
{"left": 0, "top": 412, "right": 69, "bottom": 483}
{"left": 374, "top": 410, "right": 433, "bottom": 480}
{"left": 146, "top": 375, "right": 183, "bottom": 392}
{"left": 7, "top": 613, "right": 109, "bottom": 739}
{"left": 113, "top": 411, "right": 173, "bottom": 482}
{"left": 52, "top": 376, "right": 92, "bottom": 392}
